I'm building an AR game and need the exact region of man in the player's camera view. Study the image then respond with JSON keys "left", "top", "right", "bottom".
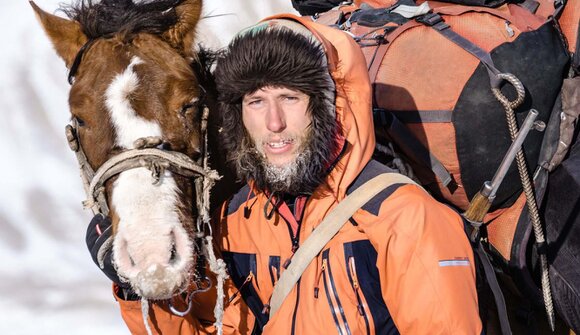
{"left": 91, "top": 16, "right": 482, "bottom": 334}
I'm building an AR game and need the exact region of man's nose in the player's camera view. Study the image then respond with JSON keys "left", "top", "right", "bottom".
{"left": 266, "top": 101, "right": 286, "bottom": 132}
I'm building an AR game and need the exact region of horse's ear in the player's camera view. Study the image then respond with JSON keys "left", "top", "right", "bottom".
{"left": 162, "top": 0, "right": 202, "bottom": 58}
{"left": 30, "top": 1, "right": 88, "bottom": 68}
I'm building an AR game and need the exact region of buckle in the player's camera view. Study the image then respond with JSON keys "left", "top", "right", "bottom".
{"left": 553, "top": 0, "right": 564, "bottom": 10}
{"left": 415, "top": 12, "right": 443, "bottom": 26}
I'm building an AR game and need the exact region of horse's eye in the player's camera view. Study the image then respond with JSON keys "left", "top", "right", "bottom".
{"left": 73, "top": 116, "right": 86, "bottom": 127}
{"left": 180, "top": 103, "right": 196, "bottom": 116}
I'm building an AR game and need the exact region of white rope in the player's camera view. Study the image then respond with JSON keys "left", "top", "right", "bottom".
{"left": 141, "top": 297, "right": 153, "bottom": 335}
{"left": 203, "top": 236, "right": 228, "bottom": 335}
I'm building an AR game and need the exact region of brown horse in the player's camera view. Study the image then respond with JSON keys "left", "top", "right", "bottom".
{"left": 31, "top": 0, "right": 233, "bottom": 301}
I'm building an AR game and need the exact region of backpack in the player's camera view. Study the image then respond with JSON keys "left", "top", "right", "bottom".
{"left": 313, "top": 0, "right": 578, "bottom": 331}
{"left": 315, "top": 0, "right": 569, "bottom": 214}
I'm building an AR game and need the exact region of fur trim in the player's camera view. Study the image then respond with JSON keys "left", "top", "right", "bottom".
{"left": 214, "top": 22, "right": 339, "bottom": 194}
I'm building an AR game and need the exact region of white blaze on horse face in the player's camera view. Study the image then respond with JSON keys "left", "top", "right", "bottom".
{"left": 105, "top": 56, "right": 192, "bottom": 298}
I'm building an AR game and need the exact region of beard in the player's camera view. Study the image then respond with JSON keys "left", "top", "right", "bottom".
{"left": 232, "top": 127, "right": 332, "bottom": 195}
{"left": 262, "top": 145, "right": 313, "bottom": 195}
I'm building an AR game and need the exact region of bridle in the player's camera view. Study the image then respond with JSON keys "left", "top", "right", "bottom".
{"left": 66, "top": 41, "right": 221, "bottom": 274}
{"left": 65, "top": 91, "right": 220, "bottom": 256}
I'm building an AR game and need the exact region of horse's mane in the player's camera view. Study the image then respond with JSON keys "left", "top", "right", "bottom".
{"left": 192, "top": 47, "right": 217, "bottom": 98}
{"left": 60, "top": 0, "right": 185, "bottom": 39}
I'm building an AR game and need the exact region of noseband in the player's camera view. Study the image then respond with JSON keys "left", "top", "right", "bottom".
{"left": 65, "top": 105, "right": 220, "bottom": 218}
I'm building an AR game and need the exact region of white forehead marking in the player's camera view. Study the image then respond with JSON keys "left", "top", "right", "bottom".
{"left": 105, "top": 56, "right": 161, "bottom": 149}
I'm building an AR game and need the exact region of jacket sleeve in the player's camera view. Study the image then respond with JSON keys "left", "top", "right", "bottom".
{"left": 358, "top": 184, "right": 482, "bottom": 334}
{"left": 113, "top": 272, "right": 255, "bottom": 334}
{"left": 114, "top": 283, "right": 212, "bottom": 335}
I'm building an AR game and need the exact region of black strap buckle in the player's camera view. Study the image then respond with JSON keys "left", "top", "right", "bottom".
{"left": 416, "top": 12, "right": 443, "bottom": 26}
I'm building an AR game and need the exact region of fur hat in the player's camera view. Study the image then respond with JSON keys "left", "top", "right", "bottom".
{"left": 214, "top": 20, "right": 340, "bottom": 194}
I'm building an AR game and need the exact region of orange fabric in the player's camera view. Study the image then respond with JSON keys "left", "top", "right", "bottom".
{"left": 114, "top": 284, "right": 212, "bottom": 335}
{"left": 114, "top": 273, "right": 254, "bottom": 334}
{"left": 559, "top": 0, "right": 580, "bottom": 53}
{"left": 486, "top": 193, "right": 527, "bottom": 261}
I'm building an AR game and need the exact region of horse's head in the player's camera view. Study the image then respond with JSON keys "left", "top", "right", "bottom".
{"left": 32, "top": 0, "right": 213, "bottom": 299}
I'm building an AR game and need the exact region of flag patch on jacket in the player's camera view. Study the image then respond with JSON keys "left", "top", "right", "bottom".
{"left": 438, "top": 258, "right": 470, "bottom": 267}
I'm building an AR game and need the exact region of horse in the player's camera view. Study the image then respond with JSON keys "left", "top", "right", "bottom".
{"left": 31, "top": 0, "right": 235, "bottom": 305}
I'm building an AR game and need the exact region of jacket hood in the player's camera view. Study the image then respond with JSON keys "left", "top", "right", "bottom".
{"left": 278, "top": 15, "right": 375, "bottom": 200}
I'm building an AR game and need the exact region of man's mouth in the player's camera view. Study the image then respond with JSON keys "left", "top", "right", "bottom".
{"left": 266, "top": 139, "right": 294, "bottom": 148}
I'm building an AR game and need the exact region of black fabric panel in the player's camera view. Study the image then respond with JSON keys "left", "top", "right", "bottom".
{"left": 322, "top": 249, "right": 352, "bottom": 335}
{"left": 226, "top": 184, "right": 254, "bottom": 216}
{"left": 543, "top": 133, "right": 580, "bottom": 332}
{"left": 345, "top": 240, "right": 400, "bottom": 335}
{"left": 346, "top": 160, "right": 406, "bottom": 215}
{"left": 290, "top": 0, "right": 342, "bottom": 16}
{"left": 453, "top": 21, "right": 569, "bottom": 209}
{"left": 350, "top": 8, "right": 408, "bottom": 27}
{"left": 221, "top": 251, "right": 268, "bottom": 331}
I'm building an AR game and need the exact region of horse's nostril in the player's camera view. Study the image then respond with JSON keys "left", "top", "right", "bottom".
{"left": 168, "top": 230, "right": 180, "bottom": 265}
{"left": 169, "top": 243, "right": 178, "bottom": 264}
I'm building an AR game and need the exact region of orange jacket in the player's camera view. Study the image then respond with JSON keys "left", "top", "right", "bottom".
{"left": 116, "top": 14, "right": 482, "bottom": 335}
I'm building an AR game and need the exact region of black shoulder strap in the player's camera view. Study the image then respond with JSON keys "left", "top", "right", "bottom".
{"left": 474, "top": 241, "right": 513, "bottom": 335}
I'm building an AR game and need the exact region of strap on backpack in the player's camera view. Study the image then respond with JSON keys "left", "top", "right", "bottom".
{"left": 416, "top": 12, "right": 503, "bottom": 88}
{"left": 268, "top": 173, "right": 420, "bottom": 318}
{"left": 374, "top": 108, "right": 454, "bottom": 188}
{"left": 469, "top": 226, "right": 513, "bottom": 335}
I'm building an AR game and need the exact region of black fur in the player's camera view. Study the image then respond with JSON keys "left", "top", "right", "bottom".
{"left": 60, "top": 0, "right": 183, "bottom": 39}
{"left": 214, "top": 26, "right": 340, "bottom": 195}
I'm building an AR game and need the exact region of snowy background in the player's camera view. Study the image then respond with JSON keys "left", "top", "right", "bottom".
{"left": 0, "top": 1, "right": 296, "bottom": 333}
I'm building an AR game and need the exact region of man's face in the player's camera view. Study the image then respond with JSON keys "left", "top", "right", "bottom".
{"left": 242, "top": 86, "right": 311, "bottom": 167}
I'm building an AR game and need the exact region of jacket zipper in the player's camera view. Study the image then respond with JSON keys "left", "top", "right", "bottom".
{"left": 322, "top": 253, "right": 352, "bottom": 335}
{"left": 314, "top": 259, "right": 326, "bottom": 299}
{"left": 228, "top": 271, "right": 254, "bottom": 304}
{"left": 347, "top": 256, "right": 371, "bottom": 335}
{"left": 268, "top": 256, "right": 281, "bottom": 287}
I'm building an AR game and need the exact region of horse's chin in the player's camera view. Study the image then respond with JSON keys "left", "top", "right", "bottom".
{"left": 128, "top": 263, "right": 191, "bottom": 300}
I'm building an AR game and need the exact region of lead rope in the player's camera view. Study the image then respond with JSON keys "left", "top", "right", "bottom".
{"left": 141, "top": 298, "right": 153, "bottom": 335}
{"left": 165, "top": 106, "right": 227, "bottom": 334}
{"left": 204, "top": 236, "right": 228, "bottom": 335}
{"left": 197, "top": 106, "right": 228, "bottom": 335}
{"left": 491, "top": 73, "right": 556, "bottom": 331}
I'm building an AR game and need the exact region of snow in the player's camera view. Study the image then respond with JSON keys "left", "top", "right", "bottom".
{"left": 0, "top": 1, "right": 296, "bottom": 333}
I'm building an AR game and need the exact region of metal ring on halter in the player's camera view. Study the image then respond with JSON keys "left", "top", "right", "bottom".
{"left": 491, "top": 72, "right": 526, "bottom": 110}
{"left": 168, "top": 276, "right": 213, "bottom": 317}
